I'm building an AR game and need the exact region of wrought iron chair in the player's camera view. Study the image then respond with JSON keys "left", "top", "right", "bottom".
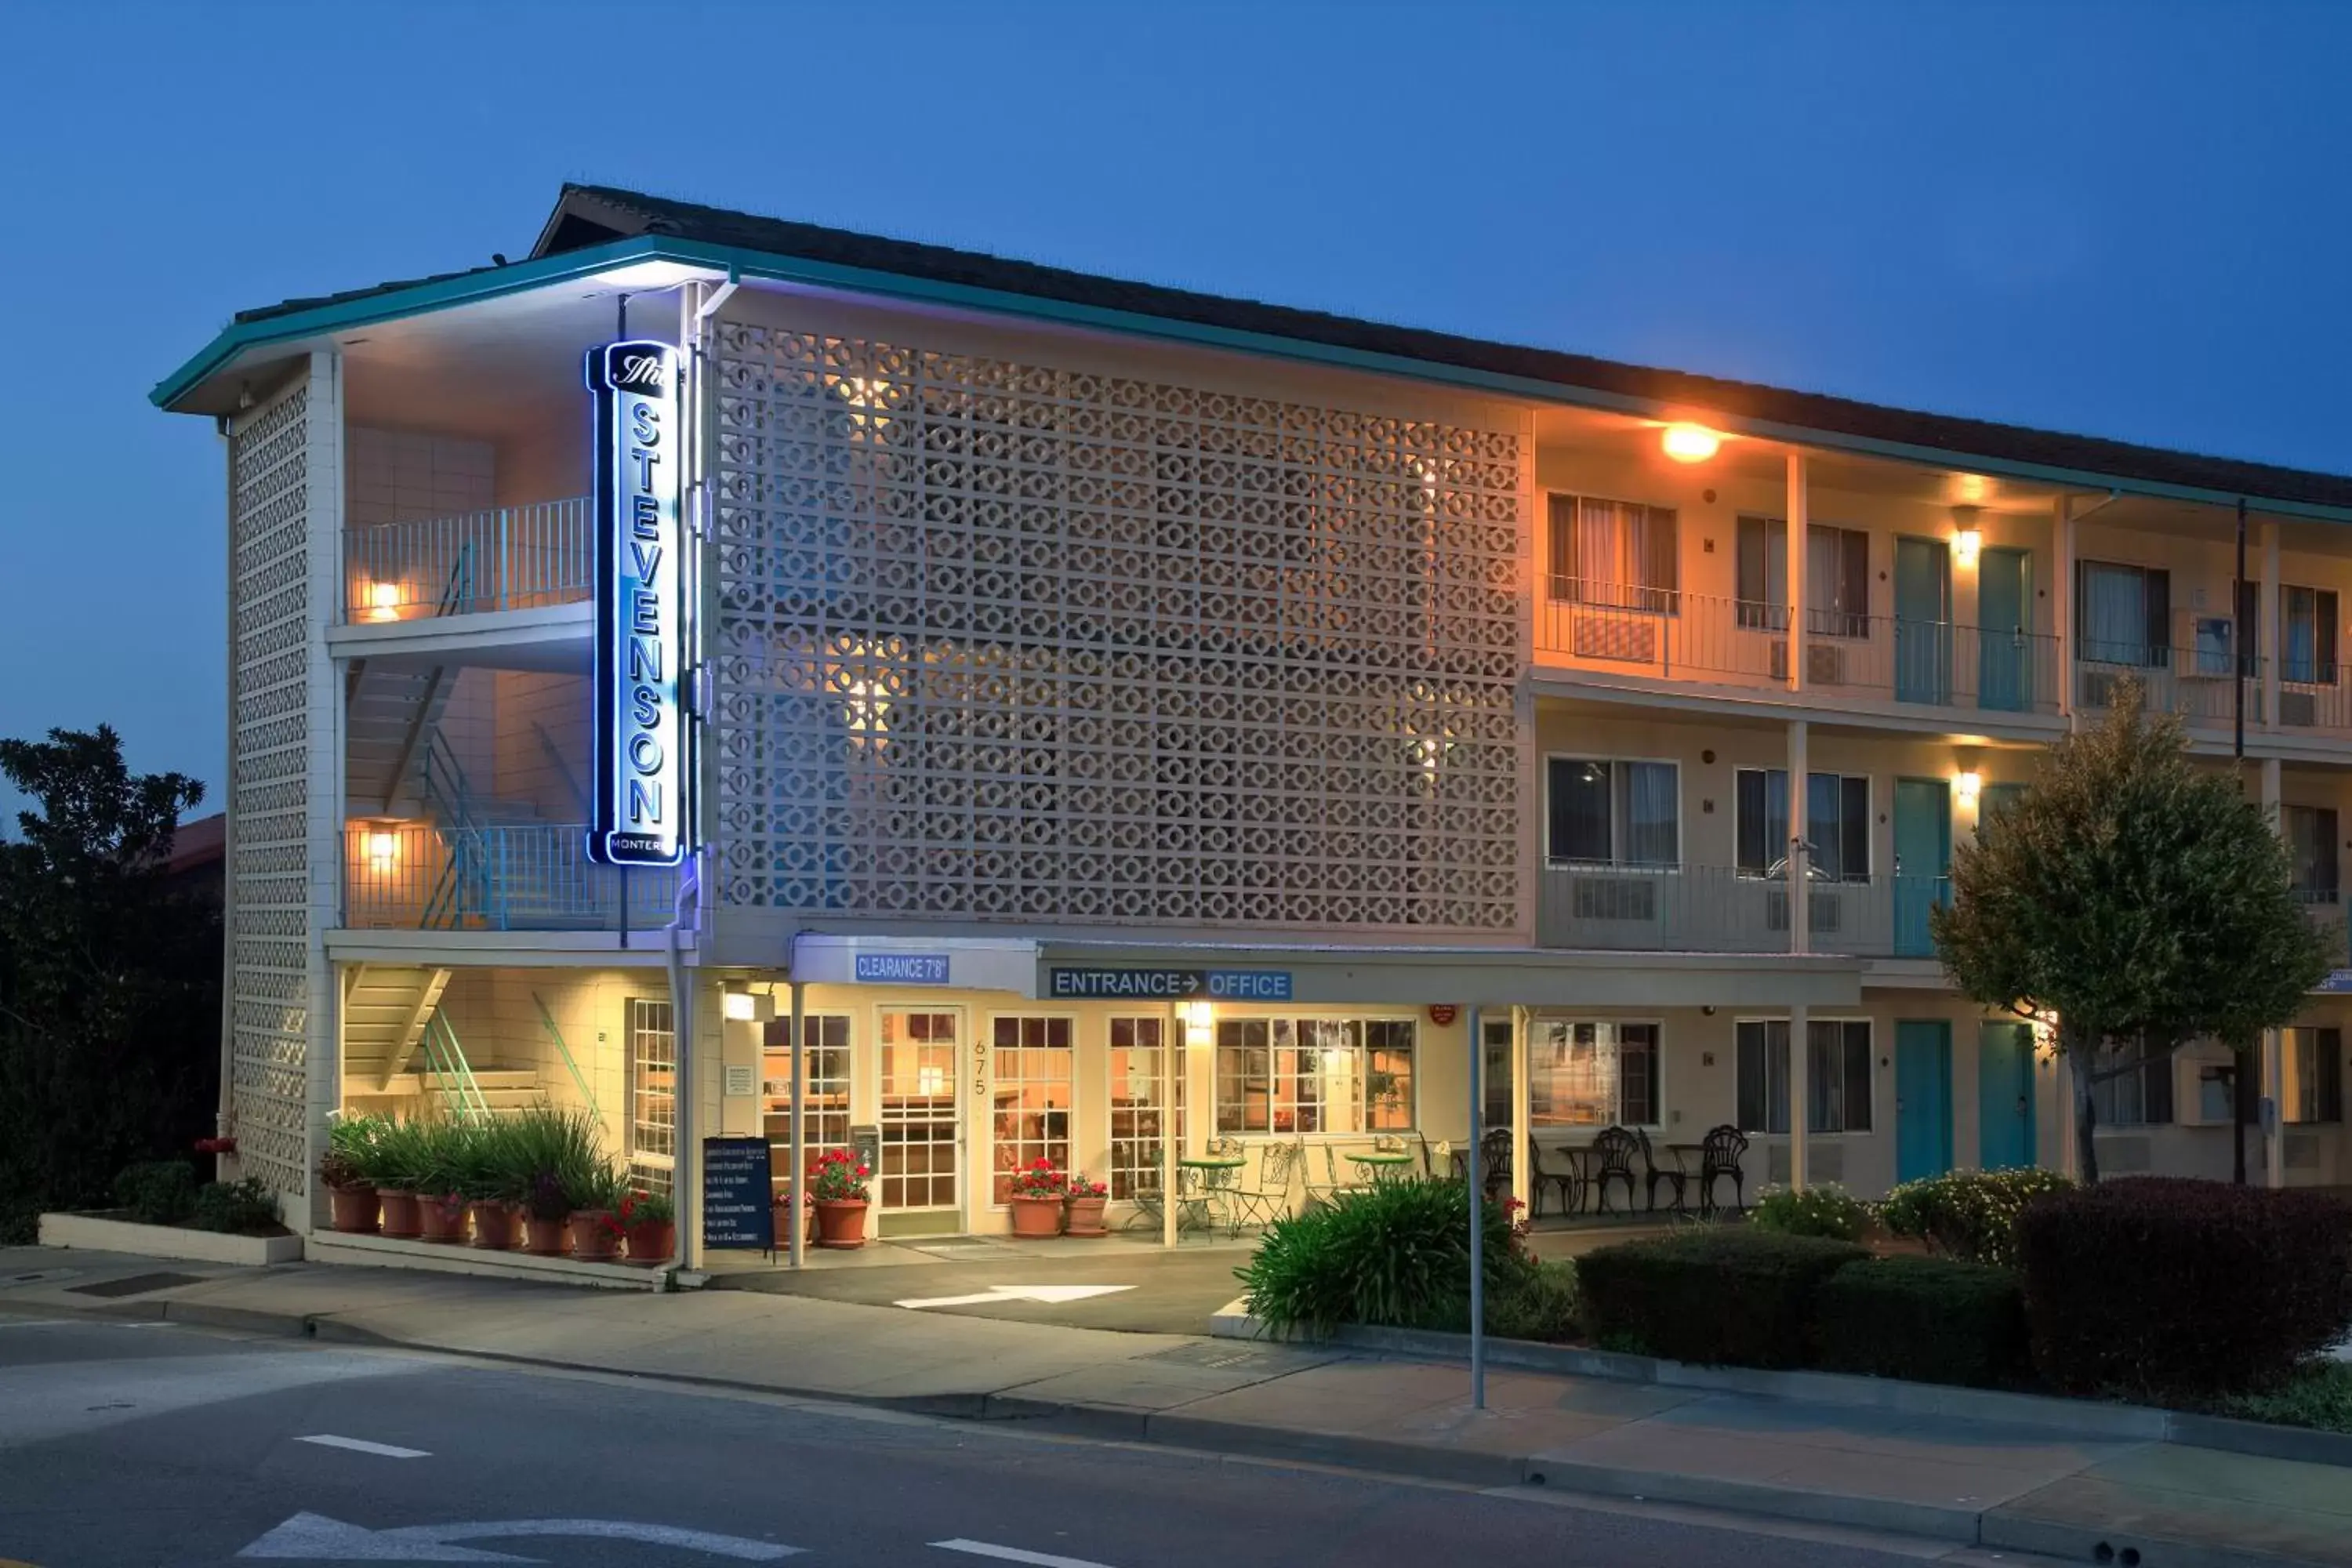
{"left": 1526, "top": 1141, "right": 1582, "bottom": 1218}
{"left": 1472, "top": 1126, "right": 1513, "bottom": 1203}
{"left": 1636, "top": 1127, "right": 1688, "bottom": 1212}
{"left": 1227, "top": 1140, "right": 1303, "bottom": 1230}
{"left": 1697, "top": 1123, "right": 1751, "bottom": 1214}
{"left": 1588, "top": 1125, "right": 1640, "bottom": 1214}
{"left": 1301, "top": 1144, "right": 1363, "bottom": 1210}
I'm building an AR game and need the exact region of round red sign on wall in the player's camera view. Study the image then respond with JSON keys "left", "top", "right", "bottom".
{"left": 1427, "top": 1004, "right": 1459, "bottom": 1026}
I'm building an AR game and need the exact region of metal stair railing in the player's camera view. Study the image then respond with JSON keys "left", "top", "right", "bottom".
{"left": 437, "top": 538, "right": 477, "bottom": 616}
{"left": 419, "top": 732, "right": 500, "bottom": 930}
{"left": 533, "top": 992, "right": 602, "bottom": 1121}
{"left": 419, "top": 1010, "right": 491, "bottom": 1123}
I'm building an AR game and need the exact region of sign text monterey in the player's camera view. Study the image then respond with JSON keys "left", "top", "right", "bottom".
{"left": 586, "top": 340, "right": 687, "bottom": 867}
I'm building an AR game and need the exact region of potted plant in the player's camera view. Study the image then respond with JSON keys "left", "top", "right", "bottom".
{"left": 1063, "top": 1171, "right": 1109, "bottom": 1237}
{"left": 372, "top": 1117, "right": 427, "bottom": 1240}
{"left": 619, "top": 1188, "right": 676, "bottom": 1263}
{"left": 507, "top": 1104, "right": 604, "bottom": 1256}
{"left": 808, "top": 1149, "right": 870, "bottom": 1249}
{"left": 568, "top": 1163, "right": 627, "bottom": 1261}
{"left": 320, "top": 1113, "right": 386, "bottom": 1234}
{"left": 1009, "top": 1157, "right": 1067, "bottom": 1237}
{"left": 522, "top": 1169, "right": 572, "bottom": 1255}
{"left": 414, "top": 1123, "right": 470, "bottom": 1245}
{"left": 461, "top": 1120, "right": 521, "bottom": 1250}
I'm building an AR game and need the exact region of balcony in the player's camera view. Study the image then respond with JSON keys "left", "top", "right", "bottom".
{"left": 2077, "top": 647, "right": 2352, "bottom": 741}
{"left": 343, "top": 497, "right": 591, "bottom": 623}
{"left": 1536, "top": 581, "right": 2061, "bottom": 718}
{"left": 1537, "top": 862, "right": 1951, "bottom": 959}
{"left": 343, "top": 822, "right": 677, "bottom": 935}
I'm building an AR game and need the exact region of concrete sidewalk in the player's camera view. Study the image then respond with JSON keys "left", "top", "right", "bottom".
{"left": 6, "top": 1245, "right": 2349, "bottom": 1567}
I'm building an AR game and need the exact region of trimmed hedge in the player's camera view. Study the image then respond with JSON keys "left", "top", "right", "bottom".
{"left": 2016, "top": 1177, "right": 2352, "bottom": 1398}
{"left": 1577, "top": 1227, "right": 1866, "bottom": 1367}
{"left": 192, "top": 1178, "right": 278, "bottom": 1235}
{"left": 111, "top": 1160, "right": 197, "bottom": 1226}
{"left": 1878, "top": 1167, "right": 2074, "bottom": 1269}
{"left": 1813, "top": 1255, "right": 2028, "bottom": 1388}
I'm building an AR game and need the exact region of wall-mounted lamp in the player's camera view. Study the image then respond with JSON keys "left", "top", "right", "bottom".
{"left": 723, "top": 989, "right": 757, "bottom": 1022}
{"left": 365, "top": 830, "right": 400, "bottom": 873}
{"left": 1951, "top": 505, "right": 1983, "bottom": 567}
{"left": 366, "top": 582, "right": 402, "bottom": 622}
{"left": 1955, "top": 770, "right": 1984, "bottom": 807}
{"left": 1661, "top": 423, "right": 1722, "bottom": 463}
{"left": 1178, "top": 999, "right": 1214, "bottom": 1049}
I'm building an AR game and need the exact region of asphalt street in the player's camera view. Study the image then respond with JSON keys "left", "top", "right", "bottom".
{"left": 0, "top": 1314, "right": 2031, "bottom": 1568}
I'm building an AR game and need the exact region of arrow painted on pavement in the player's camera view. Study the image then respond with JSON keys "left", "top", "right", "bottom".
{"left": 895, "top": 1284, "right": 1136, "bottom": 1310}
{"left": 237, "top": 1512, "right": 800, "bottom": 1562}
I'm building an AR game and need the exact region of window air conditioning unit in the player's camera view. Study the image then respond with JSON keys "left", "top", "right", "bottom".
{"left": 2281, "top": 689, "right": 2320, "bottom": 728}
{"left": 2079, "top": 668, "right": 2125, "bottom": 710}
{"left": 1574, "top": 612, "right": 1658, "bottom": 664}
{"left": 1765, "top": 887, "right": 1844, "bottom": 935}
{"left": 1767, "top": 641, "right": 1848, "bottom": 684}
{"left": 1573, "top": 875, "right": 1658, "bottom": 923}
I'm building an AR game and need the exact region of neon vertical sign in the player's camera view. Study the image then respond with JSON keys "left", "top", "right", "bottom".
{"left": 586, "top": 339, "right": 686, "bottom": 868}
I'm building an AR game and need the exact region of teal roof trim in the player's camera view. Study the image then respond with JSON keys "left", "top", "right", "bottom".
{"left": 158, "top": 233, "right": 2352, "bottom": 525}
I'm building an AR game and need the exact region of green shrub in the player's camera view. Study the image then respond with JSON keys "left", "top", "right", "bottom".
{"left": 1238, "top": 1177, "right": 1522, "bottom": 1336}
{"left": 111, "top": 1160, "right": 198, "bottom": 1225}
{"left": 1487, "top": 1258, "right": 1579, "bottom": 1341}
{"left": 1878, "top": 1168, "right": 2073, "bottom": 1269}
{"left": 2017, "top": 1177, "right": 2352, "bottom": 1399}
{"left": 506, "top": 1104, "right": 607, "bottom": 1210}
{"left": 192, "top": 1178, "right": 278, "bottom": 1235}
{"left": 0, "top": 1196, "right": 35, "bottom": 1246}
{"left": 1577, "top": 1227, "right": 1866, "bottom": 1367}
{"left": 2218, "top": 1362, "right": 2352, "bottom": 1434}
{"left": 1748, "top": 1182, "right": 1872, "bottom": 1242}
{"left": 1813, "top": 1255, "right": 2028, "bottom": 1388}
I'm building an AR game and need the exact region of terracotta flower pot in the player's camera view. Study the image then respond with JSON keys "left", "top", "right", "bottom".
{"left": 1010, "top": 1195, "right": 1065, "bottom": 1238}
{"left": 812, "top": 1199, "right": 867, "bottom": 1249}
{"left": 522, "top": 1214, "right": 572, "bottom": 1256}
{"left": 625, "top": 1220, "right": 675, "bottom": 1262}
{"left": 376, "top": 1189, "right": 422, "bottom": 1240}
{"left": 469, "top": 1201, "right": 517, "bottom": 1250}
{"left": 328, "top": 1184, "right": 381, "bottom": 1235}
{"left": 417, "top": 1195, "right": 470, "bottom": 1244}
{"left": 1064, "top": 1195, "right": 1108, "bottom": 1237}
{"left": 569, "top": 1210, "right": 619, "bottom": 1261}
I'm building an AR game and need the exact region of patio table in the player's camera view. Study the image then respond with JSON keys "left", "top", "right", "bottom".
{"left": 1661, "top": 1142, "right": 1705, "bottom": 1213}
{"left": 1345, "top": 1149, "right": 1415, "bottom": 1183}
{"left": 1558, "top": 1146, "right": 1601, "bottom": 1214}
{"left": 1177, "top": 1154, "right": 1246, "bottom": 1234}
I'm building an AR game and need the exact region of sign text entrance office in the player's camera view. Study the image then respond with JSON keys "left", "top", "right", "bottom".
{"left": 586, "top": 340, "right": 686, "bottom": 868}
{"left": 1047, "top": 968, "right": 1293, "bottom": 1001}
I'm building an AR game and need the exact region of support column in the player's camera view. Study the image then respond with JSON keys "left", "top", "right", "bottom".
{"left": 1786, "top": 452, "right": 1809, "bottom": 693}
{"left": 1788, "top": 1002, "right": 1809, "bottom": 1191}
{"left": 2055, "top": 496, "right": 2077, "bottom": 723}
{"left": 1466, "top": 1003, "right": 1486, "bottom": 1410}
{"left": 2262, "top": 518, "right": 2281, "bottom": 733}
{"left": 1788, "top": 719, "right": 1810, "bottom": 958}
{"left": 2263, "top": 756, "right": 2287, "bottom": 1188}
{"left": 787, "top": 981, "right": 805, "bottom": 1269}
{"left": 1510, "top": 1007, "right": 1531, "bottom": 1216}
{"left": 1164, "top": 1000, "right": 1181, "bottom": 1249}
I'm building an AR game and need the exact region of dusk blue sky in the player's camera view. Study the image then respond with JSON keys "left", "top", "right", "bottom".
{"left": 5, "top": 1, "right": 2348, "bottom": 814}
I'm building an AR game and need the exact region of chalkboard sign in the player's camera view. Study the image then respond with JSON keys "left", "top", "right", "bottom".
{"left": 702, "top": 1137, "right": 775, "bottom": 1250}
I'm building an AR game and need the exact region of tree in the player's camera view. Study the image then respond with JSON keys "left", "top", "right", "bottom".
{"left": 0, "top": 726, "right": 220, "bottom": 1237}
{"left": 1930, "top": 685, "right": 2334, "bottom": 1184}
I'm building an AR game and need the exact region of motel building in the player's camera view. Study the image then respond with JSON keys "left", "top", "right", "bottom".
{"left": 156, "top": 184, "right": 2352, "bottom": 1271}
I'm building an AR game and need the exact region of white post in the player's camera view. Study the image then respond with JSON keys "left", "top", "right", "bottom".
{"left": 1163, "top": 1001, "right": 1179, "bottom": 1249}
{"left": 1466, "top": 1002, "right": 1485, "bottom": 1410}
{"left": 1788, "top": 718, "right": 1811, "bottom": 958}
{"left": 1788, "top": 1003, "right": 1809, "bottom": 1191}
{"left": 1510, "top": 1007, "right": 1531, "bottom": 1216}
{"left": 788, "top": 979, "right": 805, "bottom": 1269}
{"left": 2262, "top": 520, "right": 2281, "bottom": 733}
{"left": 1786, "top": 452, "right": 1809, "bottom": 693}
{"left": 2055, "top": 495, "right": 2077, "bottom": 724}
{"left": 2263, "top": 756, "right": 2287, "bottom": 1188}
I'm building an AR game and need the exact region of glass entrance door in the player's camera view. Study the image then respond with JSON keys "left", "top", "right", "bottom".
{"left": 878, "top": 1008, "right": 962, "bottom": 1229}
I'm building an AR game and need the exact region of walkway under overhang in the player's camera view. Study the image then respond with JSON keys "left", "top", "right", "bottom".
{"left": 782, "top": 934, "right": 1860, "bottom": 1011}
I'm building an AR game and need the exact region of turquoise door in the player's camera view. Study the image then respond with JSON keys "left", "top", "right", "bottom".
{"left": 1893, "top": 778, "right": 1951, "bottom": 957}
{"left": 1895, "top": 538, "right": 1952, "bottom": 706}
{"left": 1978, "top": 547, "right": 2033, "bottom": 712}
{"left": 1896, "top": 1022, "right": 1954, "bottom": 1182}
{"left": 1977, "top": 1022, "right": 2037, "bottom": 1170}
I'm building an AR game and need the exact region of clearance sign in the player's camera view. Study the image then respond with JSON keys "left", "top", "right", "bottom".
{"left": 586, "top": 339, "right": 686, "bottom": 868}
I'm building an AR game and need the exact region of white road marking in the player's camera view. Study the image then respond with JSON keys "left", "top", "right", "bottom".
{"left": 296, "top": 1433, "right": 431, "bottom": 1459}
{"left": 931, "top": 1540, "right": 1118, "bottom": 1568}
{"left": 895, "top": 1284, "right": 1134, "bottom": 1310}
{"left": 0, "top": 1321, "right": 66, "bottom": 1329}
{"left": 239, "top": 1512, "right": 799, "bottom": 1560}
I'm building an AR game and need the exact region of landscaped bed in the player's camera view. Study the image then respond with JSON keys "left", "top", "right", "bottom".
{"left": 1235, "top": 1169, "right": 2352, "bottom": 1435}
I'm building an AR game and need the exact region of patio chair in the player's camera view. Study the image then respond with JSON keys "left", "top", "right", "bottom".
{"left": 1636, "top": 1127, "right": 1688, "bottom": 1212}
{"left": 1588, "top": 1125, "right": 1639, "bottom": 1214}
{"left": 1473, "top": 1126, "right": 1513, "bottom": 1203}
{"left": 1304, "top": 1143, "right": 1371, "bottom": 1210}
{"left": 1697, "top": 1123, "right": 1751, "bottom": 1214}
{"left": 1526, "top": 1142, "right": 1581, "bottom": 1218}
{"left": 1227, "top": 1140, "right": 1303, "bottom": 1230}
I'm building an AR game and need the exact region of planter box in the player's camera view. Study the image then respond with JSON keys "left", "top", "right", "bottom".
{"left": 307, "top": 1229, "right": 670, "bottom": 1290}
{"left": 40, "top": 1210, "right": 303, "bottom": 1267}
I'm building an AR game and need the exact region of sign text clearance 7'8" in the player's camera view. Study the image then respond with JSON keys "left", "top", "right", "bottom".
{"left": 586, "top": 339, "right": 687, "bottom": 869}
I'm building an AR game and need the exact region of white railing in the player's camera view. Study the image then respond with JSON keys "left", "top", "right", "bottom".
{"left": 343, "top": 497, "right": 592, "bottom": 622}
{"left": 1536, "top": 862, "right": 1950, "bottom": 959}
{"left": 343, "top": 822, "right": 678, "bottom": 935}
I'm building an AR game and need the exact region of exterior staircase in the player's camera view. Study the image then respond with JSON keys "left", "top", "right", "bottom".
{"left": 347, "top": 660, "right": 459, "bottom": 815}
{"left": 339, "top": 964, "right": 542, "bottom": 1120}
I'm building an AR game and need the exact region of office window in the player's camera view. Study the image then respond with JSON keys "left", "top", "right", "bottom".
{"left": 2285, "top": 1027, "right": 2344, "bottom": 1125}
{"left": 762, "top": 1014, "right": 852, "bottom": 1196}
{"left": 1734, "top": 769, "right": 1871, "bottom": 880}
{"left": 2285, "top": 805, "right": 2340, "bottom": 905}
{"left": 1549, "top": 494, "right": 1678, "bottom": 612}
{"left": 990, "top": 1016, "right": 1075, "bottom": 1204}
{"left": 627, "top": 997, "right": 677, "bottom": 1196}
{"left": 2090, "top": 1037, "right": 2174, "bottom": 1127}
{"left": 2076, "top": 561, "right": 2172, "bottom": 668}
{"left": 1526, "top": 1021, "right": 1660, "bottom": 1127}
{"left": 1109, "top": 1017, "right": 1185, "bottom": 1201}
{"left": 2281, "top": 586, "right": 2341, "bottom": 686}
{"left": 1735, "top": 516, "right": 1871, "bottom": 637}
{"left": 1546, "top": 757, "right": 1679, "bottom": 866}
{"left": 1214, "top": 1017, "right": 1416, "bottom": 1134}
{"left": 1736, "top": 1019, "right": 1872, "bottom": 1134}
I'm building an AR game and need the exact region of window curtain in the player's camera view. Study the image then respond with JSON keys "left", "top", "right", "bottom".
{"left": 1735, "top": 1021, "right": 1867, "bottom": 1134}
{"left": 2282, "top": 586, "right": 2339, "bottom": 684}
{"left": 2079, "top": 561, "right": 2167, "bottom": 667}
{"left": 2285, "top": 805, "right": 2339, "bottom": 900}
{"left": 1621, "top": 762, "right": 1679, "bottom": 866}
{"left": 1558, "top": 497, "right": 1677, "bottom": 611}
{"left": 1807, "top": 527, "right": 1871, "bottom": 638}
{"left": 1738, "top": 770, "right": 1865, "bottom": 879}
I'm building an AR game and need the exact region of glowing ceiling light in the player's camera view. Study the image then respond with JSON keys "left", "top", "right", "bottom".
{"left": 1661, "top": 423, "right": 1722, "bottom": 463}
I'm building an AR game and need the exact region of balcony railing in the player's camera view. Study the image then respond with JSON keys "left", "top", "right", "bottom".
{"left": 1537, "top": 862, "right": 1951, "bottom": 958}
{"left": 344, "top": 822, "right": 678, "bottom": 934}
{"left": 343, "top": 497, "right": 592, "bottom": 622}
{"left": 1537, "top": 580, "right": 2060, "bottom": 716}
